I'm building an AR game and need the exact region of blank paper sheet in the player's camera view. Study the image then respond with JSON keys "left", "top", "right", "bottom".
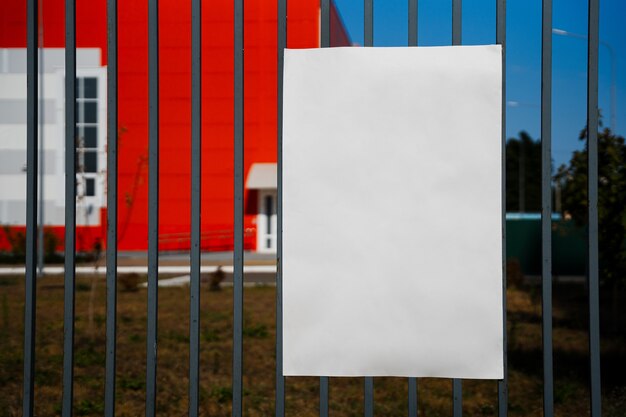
{"left": 282, "top": 45, "right": 503, "bottom": 379}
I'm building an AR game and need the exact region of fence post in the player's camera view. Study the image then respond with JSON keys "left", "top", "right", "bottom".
{"left": 586, "top": 0, "right": 602, "bottom": 415}
{"left": 233, "top": 0, "right": 245, "bottom": 415}
{"left": 61, "top": 0, "right": 77, "bottom": 414}
{"left": 540, "top": 0, "right": 554, "bottom": 415}
{"left": 104, "top": 0, "right": 118, "bottom": 415}
{"left": 146, "top": 0, "right": 160, "bottom": 413}
{"left": 189, "top": 0, "right": 202, "bottom": 414}
{"left": 23, "top": 0, "right": 39, "bottom": 414}
{"left": 497, "top": 0, "right": 508, "bottom": 416}
{"left": 452, "top": 0, "right": 463, "bottom": 414}
{"left": 276, "top": 0, "right": 287, "bottom": 416}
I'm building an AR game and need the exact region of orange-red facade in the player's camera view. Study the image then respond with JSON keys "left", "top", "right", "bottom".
{"left": 0, "top": 0, "right": 350, "bottom": 252}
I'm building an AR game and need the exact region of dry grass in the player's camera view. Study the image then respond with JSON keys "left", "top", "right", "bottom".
{"left": 0, "top": 274, "right": 625, "bottom": 416}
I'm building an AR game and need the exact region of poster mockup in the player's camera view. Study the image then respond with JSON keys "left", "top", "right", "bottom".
{"left": 283, "top": 45, "right": 503, "bottom": 379}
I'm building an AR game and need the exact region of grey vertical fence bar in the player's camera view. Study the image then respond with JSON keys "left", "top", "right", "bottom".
{"left": 540, "top": 0, "right": 554, "bottom": 415}
{"left": 320, "top": 377, "right": 329, "bottom": 417}
{"left": 452, "top": 0, "right": 462, "bottom": 413}
{"left": 363, "top": 2, "right": 374, "bottom": 415}
{"left": 37, "top": 0, "right": 45, "bottom": 278}
{"left": 408, "top": 0, "right": 417, "bottom": 46}
{"left": 408, "top": 378, "right": 417, "bottom": 417}
{"left": 586, "top": 0, "right": 602, "bottom": 415}
{"left": 233, "top": 0, "right": 244, "bottom": 414}
{"left": 23, "top": 0, "right": 39, "bottom": 414}
{"left": 364, "top": 0, "right": 373, "bottom": 47}
{"left": 496, "top": 0, "right": 508, "bottom": 416}
{"left": 146, "top": 0, "right": 159, "bottom": 414}
{"left": 62, "top": 0, "right": 77, "bottom": 414}
{"left": 364, "top": 377, "right": 374, "bottom": 417}
{"left": 276, "top": 1, "right": 286, "bottom": 417}
{"left": 408, "top": 1, "right": 418, "bottom": 415}
{"left": 319, "top": 1, "right": 330, "bottom": 416}
{"left": 452, "top": 0, "right": 461, "bottom": 45}
{"left": 104, "top": 0, "right": 118, "bottom": 414}
{"left": 321, "top": 0, "right": 330, "bottom": 47}
{"left": 453, "top": 379, "right": 462, "bottom": 417}
{"left": 189, "top": 0, "right": 202, "bottom": 414}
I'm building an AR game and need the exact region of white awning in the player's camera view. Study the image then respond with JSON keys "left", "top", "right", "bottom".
{"left": 245, "top": 163, "right": 277, "bottom": 189}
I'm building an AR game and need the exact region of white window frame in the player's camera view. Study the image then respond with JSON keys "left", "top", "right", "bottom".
{"left": 55, "top": 67, "right": 107, "bottom": 222}
{"left": 257, "top": 190, "right": 277, "bottom": 253}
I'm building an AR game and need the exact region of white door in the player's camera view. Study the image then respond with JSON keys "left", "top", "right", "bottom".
{"left": 257, "top": 190, "right": 277, "bottom": 252}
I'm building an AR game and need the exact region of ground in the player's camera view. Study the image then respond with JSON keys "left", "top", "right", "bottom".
{"left": 0, "top": 274, "right": 625, "bottom": 416}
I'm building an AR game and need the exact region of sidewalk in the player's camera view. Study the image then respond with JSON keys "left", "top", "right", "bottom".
{"left": 119, "top": 250, "right": 276, "bottom": 266}
{"left": 0, "top": 251, "right": 277, "bottom": 275}
{"left": 0, "top": 264, "right": 276, "bottom": 276}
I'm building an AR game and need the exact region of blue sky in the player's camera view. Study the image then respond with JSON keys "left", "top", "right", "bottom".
{"left": 332, "top": 0, "right": 626, "bottom": 168}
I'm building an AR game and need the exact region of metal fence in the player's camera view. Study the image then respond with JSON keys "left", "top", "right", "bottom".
{"left": 20, "top": 0, "right": 602, "bottom": 416}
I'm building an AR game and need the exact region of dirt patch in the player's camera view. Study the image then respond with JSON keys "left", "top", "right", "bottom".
{"left": 0, "top": 275, "right": 624, "bottom": 416}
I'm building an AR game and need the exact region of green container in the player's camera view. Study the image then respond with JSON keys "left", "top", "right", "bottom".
{"left": 506, "top": 217, "right": 586, "bottom": 276}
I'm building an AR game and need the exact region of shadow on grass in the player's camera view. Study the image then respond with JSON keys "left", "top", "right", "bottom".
{"left": 509, "top": 347, "right": 626, "bottom": 388}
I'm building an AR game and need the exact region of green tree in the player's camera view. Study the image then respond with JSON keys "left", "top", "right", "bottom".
{"left": 506, "top": 131, "right": 542, "bottom": 212}
{"left": 554, "top": 126, "right": 626, "bottom": 288}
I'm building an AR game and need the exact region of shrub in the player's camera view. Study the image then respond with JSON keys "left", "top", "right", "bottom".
{"left": 209, "top": 266, "right": 226, "bottom": 292}
{"left": 506, "top": 258, "right": 524, "bottom": 288}
{"left": 119, "top": 273, "right": 141, "bottom": 292}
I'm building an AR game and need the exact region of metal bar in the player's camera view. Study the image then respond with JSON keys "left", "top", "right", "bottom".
{"left": 362, "top": 3, "right": 374, "bottom": 414}
{"left": 364, "top": 0, "right": 373, "bottom": 46}
{"left": 37, "top": 0, "right": 45, "bottom": 277}
{"left": 408, "top": 2, "right": 418, "bottom": 413}
{"left": 23, "top": 0, "right": 39, "bottom": 413}
{"left": 146, "top": 0, "right": 159, "bottom": 414}
{"left": 62, "top": 0, "right": 77, "bottom": 414}
{"left": 496, "top": 0, "right": 508, "bottom": 416}
{"left": 104, "top": 0, "right": 118, "bottom": 415}
{"left": 233, "top": 0, "right": 244, "bottom": 414}
{"left": 321, "top": 0, "right": 330, "bottom": 48}
{"left": 452, "top": 2, "right": 462, "bottom": 412}
{"left": 318, "top": 2, "right": 330, "bottom": 416}
{"left": 453, "top": 379, "right": 462, "bottom": 417}
{"left": 189, "top": 0, "right": 202, "bottom": 414}
{"left": 364, "top": 377, "right": 374, "bottom": 417}
{"left": 452, "top": 0, "right": 461, "bottom": 45}
{"left": 408, "top": 377, "right": 417, "bottom": 416}
{"left": 586, "top": 0, "right": 601, "bottom": 415}
{"left": 540, "top": 0, "right": 554, "bottom": 415}
{"left": 408, "top": 0, "right": 417, "bottom": 46}
{"left": 276, "top": 0, "right": 286, "bottom": 409}
{"left": 320, "top": 377, "right": 329, "bottom": 417}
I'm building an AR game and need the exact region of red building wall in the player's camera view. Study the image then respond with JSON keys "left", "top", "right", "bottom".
{"left": 0, "top": 0, "right": 350, "bottom": 252}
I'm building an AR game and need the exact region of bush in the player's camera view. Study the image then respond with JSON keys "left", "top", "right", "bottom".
{"left": 506, "top": 258, "right": 524, "bottom": 288}
{"left": 209, "top": 266, "right": 226, "bottom": 292}
{"left": 2, "top": 226, "right": 25, "bottom": 259}
{"left": 0, "top": 226, "right": 63, "bottom": 263}
{"left": 119, "top": 273, "right": 141, "bottom": 292}
{"left": 43, "top": 231, "right": 60, "bottom": 261}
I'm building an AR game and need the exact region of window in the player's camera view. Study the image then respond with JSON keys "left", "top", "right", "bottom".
{"left": 85, "top": 178, "right": 95, "bottom": 197}
{"left": 265, "top": 195, "right": 273, "bottom": 249}
{"left": 75, "top": 77, "right": 99, "bottom": 197}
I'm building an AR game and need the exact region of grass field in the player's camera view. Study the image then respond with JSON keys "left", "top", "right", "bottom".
{"left": 0, "top": 274, "right": 625, "bottom": 416}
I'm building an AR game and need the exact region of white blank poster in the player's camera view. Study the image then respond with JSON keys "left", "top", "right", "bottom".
{"left": 282, "top": 46, "right": 503, "bottom": 379}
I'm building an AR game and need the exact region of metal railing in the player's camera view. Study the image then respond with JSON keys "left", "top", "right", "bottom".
{"left": 20, "top": 0, "right": 603, "bottom": 416}
{"left": 158, "top": 228, "right": 256, "bottom": 251}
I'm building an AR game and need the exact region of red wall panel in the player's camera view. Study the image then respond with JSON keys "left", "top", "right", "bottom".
{"left": 1, "top": 0, "right": 350, "bottom": 252}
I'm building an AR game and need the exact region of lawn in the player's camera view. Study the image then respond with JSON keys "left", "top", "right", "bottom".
{"left": 0, "top": 274, "right": 625, "bottom": 416}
